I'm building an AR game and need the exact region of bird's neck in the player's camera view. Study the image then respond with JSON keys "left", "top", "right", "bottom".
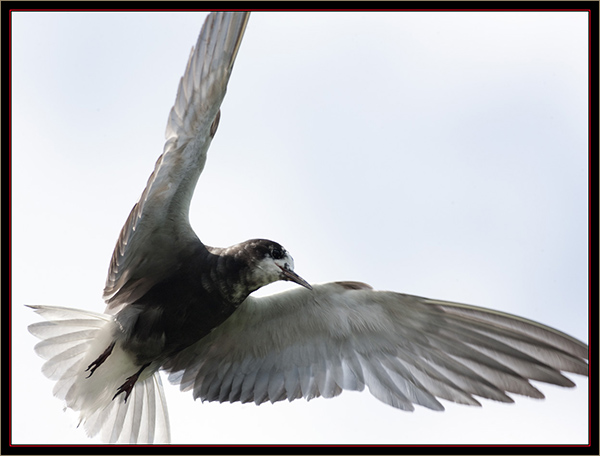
{"left": 204, "top": 245, "right": 261, "bottom": 305}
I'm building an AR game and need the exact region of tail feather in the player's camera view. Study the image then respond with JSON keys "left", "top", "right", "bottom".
{"left": 103, "top": 374, "right": 171, "bottom": 444}
{"left": 84, "top": 371, "right": 171, "bottom": 444}
{"left": 27, "top": 305, "right": 171, "bottom": 443}
{"left": 41, "top": 344, "right": 90, "bottom": 380}
{"left": 33, "top": 330, "right": 99, "bottom": 359}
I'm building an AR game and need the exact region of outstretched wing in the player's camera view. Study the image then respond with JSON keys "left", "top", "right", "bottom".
{"left": 164, "top": 281, "right": 588, "bottom": 411}
{"left": 103, "top": 12, "right": 250, "bottom": 311}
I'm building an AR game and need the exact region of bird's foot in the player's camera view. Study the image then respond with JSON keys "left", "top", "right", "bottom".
{"left": 85, "top": 342, "right": 115, "bottom": 378}
{"left": 112, "top": 363, "right": 150, "bottom": 403}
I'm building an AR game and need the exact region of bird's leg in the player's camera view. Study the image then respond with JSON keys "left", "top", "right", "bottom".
{"left": 85, "top": 342, "right": 115, "bottom": 378}
{"left": 112, "top": 362, "right": 151, "bottom": 403}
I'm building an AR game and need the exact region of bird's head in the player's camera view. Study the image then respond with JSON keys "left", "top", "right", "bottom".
{"left": 243, "top": 239, "right": 312, "bottom": 292}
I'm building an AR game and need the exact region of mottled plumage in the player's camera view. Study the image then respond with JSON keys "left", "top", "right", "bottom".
{"left": 28, "top": 11, "right": 588, "bottom": 445}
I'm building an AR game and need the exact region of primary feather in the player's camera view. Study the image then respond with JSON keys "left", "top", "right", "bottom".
{"left": 27, "top": 11, "right": 587, "bottom": 445}
{"left": 103, "top": 12, "right": 250, "bottom": 312}
{"left": 163, "top": 282, "right": 587, "bottom": 412}
{"left": 28, "top": 11, "right": 250, "bottom": 443}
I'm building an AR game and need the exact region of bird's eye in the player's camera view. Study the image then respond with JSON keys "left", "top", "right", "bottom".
{"left": 271, "top": 247, "right": 284, "bottom": 260}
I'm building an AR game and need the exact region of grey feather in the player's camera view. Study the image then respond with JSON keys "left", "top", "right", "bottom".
{"left": 164, "top": 283, "right": 587, "bottom": 412}
{"left": 28, "top": 11, "right": 586, "bottom": 446}
{"left": 103, "top": 12, "right": 250, "bottom": 311}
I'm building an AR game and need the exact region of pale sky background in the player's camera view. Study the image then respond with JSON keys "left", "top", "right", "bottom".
{"left": 11, "top": 11, "right": 589, "bottom": 445}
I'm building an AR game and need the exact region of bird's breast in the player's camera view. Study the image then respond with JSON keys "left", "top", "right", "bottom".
{"left": 115, "top": 251, "right": 243, "bottom": 366}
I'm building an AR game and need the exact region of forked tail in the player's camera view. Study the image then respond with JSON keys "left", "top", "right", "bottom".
{"left": 27, "top": 305, "right": 171, "bottom": 443}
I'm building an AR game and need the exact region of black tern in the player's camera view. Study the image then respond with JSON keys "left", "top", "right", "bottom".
{"left": 27, "top": 12, "right": 588, "bottom": 444}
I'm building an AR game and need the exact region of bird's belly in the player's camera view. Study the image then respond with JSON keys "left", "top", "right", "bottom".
{"left": 115, "top": 279, "right": 238, "bottom": 366}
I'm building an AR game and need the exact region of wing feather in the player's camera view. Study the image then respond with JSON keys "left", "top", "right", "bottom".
{"left": 164, "top": 282, "right": 587, "bottom": 412}
{"left": 103, "top": 12, "right": 250, "bottom": 310}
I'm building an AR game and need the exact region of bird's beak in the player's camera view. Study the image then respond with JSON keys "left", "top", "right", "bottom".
{"left": 278, "top": 264, "right": 312, "bottom": 290}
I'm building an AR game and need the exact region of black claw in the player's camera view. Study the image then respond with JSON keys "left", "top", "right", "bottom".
{"left": 112, "top": 363, "right": 150, "bottom": 402}
{"left": 112, "top": 378, "right": 135, "bottom": 402}
{"left": 85, "top": 342, "right": 115, "bottom": 378}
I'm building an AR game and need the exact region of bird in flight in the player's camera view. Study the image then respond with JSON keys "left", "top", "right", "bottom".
{"left": 28, "top": 12, "right": 588, "bottom": 444}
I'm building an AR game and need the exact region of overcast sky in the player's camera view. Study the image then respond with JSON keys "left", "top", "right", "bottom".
{"left": 12, "top": 10, "right": 589, "bottom": 445}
